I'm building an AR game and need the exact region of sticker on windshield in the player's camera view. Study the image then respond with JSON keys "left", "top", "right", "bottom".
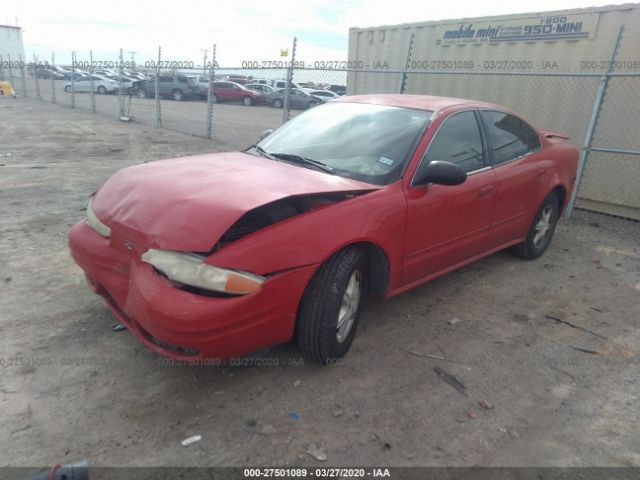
{"left": 378, "top": 156, "right": 394, "bottom": 166}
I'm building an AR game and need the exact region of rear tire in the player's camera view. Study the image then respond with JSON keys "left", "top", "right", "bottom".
{"left": 297, "top": 247, "right": 367, "bottom": 364}
{"left": 172, "top": 89, "right": 184, "bottom": 101}
{"left": 64, "top": 85, "right": 72, "bottom": 93}
{"left": 273, "top": 98, "right": 283, "bottom": 108}
{"left": 97, "top": 85, "right": 107, "bottom": 94}
{"left": 510, "top": 192, "right": 560, "bottom": 260}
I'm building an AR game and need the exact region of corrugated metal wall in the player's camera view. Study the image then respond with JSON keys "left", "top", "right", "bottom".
{"left": 348, "top": 4, "right": 640, "bottom": 219}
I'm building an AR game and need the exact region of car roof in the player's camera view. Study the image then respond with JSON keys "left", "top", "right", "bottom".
{"left": 333, "top": 94, "right": 504, "bottom": 113}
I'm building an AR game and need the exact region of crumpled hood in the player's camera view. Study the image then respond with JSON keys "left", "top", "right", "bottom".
{"left": 92, "top": 152, "right": 379, "bottom": 252}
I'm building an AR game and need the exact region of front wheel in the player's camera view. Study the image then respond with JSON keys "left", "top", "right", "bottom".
{"left": 242, "top": 96, "right": 252, "bottom": 106}
{"left": 97, "top": 85, "right": 107, "bottom": 94}
{"left": 137, "top": 89, "right": 147, "bottom": 99}
{"left": 273, "top": 98, "right": 283, "bottom": 108}
{"left": 297, "top": 247, "right": 367, "bottom": 364}
{"left": 510, "top": 192, "right": 560, "bottom": 260}
{"left": 64, "top": 85, "right": 72, "bottom": 93}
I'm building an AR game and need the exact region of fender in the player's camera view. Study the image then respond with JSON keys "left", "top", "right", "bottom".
{"left": 207, "top": 182, "right": 408, "bottom": 291}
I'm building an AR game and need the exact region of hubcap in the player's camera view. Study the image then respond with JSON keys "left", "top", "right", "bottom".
{"left": 533, "top": 206, "right": 553, "bottom": 247}
{"left": 336, "top": 270, "right": 362, "bottom": 344}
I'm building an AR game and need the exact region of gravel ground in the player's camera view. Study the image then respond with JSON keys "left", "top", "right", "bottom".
{"left": 1, "top": 97, "right": 639, "bottom": 469}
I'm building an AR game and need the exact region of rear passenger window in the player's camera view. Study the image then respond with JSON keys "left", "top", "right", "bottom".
{"left": 159, "top": 76, "right": 172, "bottom": 83}
{"left": 482, "top": 111, "right": 540, "bottom": 165}
{"left": 177, "top": 77, "right": 188, "bottom": 84}
{"left": 421, "top": 111, "right": 484, "bottom": 173}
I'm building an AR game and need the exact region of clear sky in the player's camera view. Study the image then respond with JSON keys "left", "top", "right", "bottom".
{"left": 4, "top": 0, "right": 628, "bottom": 66}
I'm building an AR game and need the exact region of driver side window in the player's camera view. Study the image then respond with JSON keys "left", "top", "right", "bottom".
{"left": 421, "top": 111, "right": 485, "bottom": 173}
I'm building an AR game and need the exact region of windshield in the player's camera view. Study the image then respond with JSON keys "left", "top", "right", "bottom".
{"left": 257, "top": 102, "right": 432, "bottom": 185}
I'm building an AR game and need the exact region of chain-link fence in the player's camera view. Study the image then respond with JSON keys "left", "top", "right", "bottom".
{"left": 2, "top": 34, "right": 639, "bottom": 220}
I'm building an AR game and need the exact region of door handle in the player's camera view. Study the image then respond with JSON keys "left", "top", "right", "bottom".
{"left": 478, "top": 185, "right": 494, "bottom": 197}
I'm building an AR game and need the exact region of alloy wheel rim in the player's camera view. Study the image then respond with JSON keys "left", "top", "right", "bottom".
{"left": 533, "top": 206, "right": 553, "bottom": 247}
{"left": 336, "top": 270, "right": 362, "bottom": 344}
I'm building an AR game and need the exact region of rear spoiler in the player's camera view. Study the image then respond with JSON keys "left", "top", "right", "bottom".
{"left": 541, "top": 130, "right": 570, "bottom": 140}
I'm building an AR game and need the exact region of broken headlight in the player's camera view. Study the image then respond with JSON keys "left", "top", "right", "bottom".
{"left": 141, "top": 249, "right": 265, "bottom": 295}
{"left": 86, "top": 199, "right": 111, "bottom": 238}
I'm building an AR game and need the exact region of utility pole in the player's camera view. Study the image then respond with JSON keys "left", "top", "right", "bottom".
{"left": 128, "top": 50, "right": 137, "bottom": 67}
{"left": 200, "top": 49, "right": 208, "bottom": 76}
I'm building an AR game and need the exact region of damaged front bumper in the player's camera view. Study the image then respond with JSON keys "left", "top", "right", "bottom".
{"left": 68, "top": 220, "right": 318, "bottom": 360}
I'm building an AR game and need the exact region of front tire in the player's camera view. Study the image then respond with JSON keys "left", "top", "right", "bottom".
{"left": 510, "top": 192, "right": 560, "bottom": 260}
{"left": 242, "top": 95, "right": 252, "bottom": 106}
{"left": 273, "top": 98, "right": 283, "bottom": 108}
{"left": 97, "top": 85, "right": 107, "bottom": 94}
{"left": 64, "top": 85, "right": 72, "bottom": 93}
{"left": 297, "top": 247, "right": 367, "bottom": 364}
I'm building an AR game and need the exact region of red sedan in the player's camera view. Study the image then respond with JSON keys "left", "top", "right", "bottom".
{"left": 68, "top": 95, "right": 578, "bottom": 364}
{"left": 208, "top": 81, "right": 263, "bottom": 106}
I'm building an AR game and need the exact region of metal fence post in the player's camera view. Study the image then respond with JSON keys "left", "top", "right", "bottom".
{"left": 33, "top": 54, "right": 41, "bottom": 100}
{"left": 7, "top": 54, "right": 15, "bottom": 92}
{"left": 155, "top": 46, "right": 162, "bottom": 128}
{"left": 71, "top": 51, "right": 76, "bottom": 108}
{"left": 564, "top": 26, "right": 624, "bottom": 221}
{"left": 398, "top": 32, "right": 415, "bottom": 94}
{"left": 282, "top": 37, "right": 297, "bottom": 124}
{"left": 206, "top": 44, "right": 217, "bottom": 139}
{"left": 0, "top": 55, "right": 4, "bottom": 81}
{"left": 51, "top": 53, "right": 57, "bottom": 104}
{"left": 18, "top": 55, "right": 27, "bottom": 97}
{"left": 118, "top": 48, "right": 124, "bottom": 118}
{"left": 89, "top": 50, "right": 96, "bottom": 113}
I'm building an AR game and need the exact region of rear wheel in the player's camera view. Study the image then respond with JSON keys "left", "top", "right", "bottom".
{"left": 510, "top": 192, "right": 560, "bottom": 260}
{"left": 172, "top": 89, "right": 184, "bottom": 101}
{"left": 97, "top": 85, "right": 107, "bottom": 94}
{"left": 64, "top": 85, "right": 72, "bottom": 93}
{"left": 273, "top": 98, "right": 283, "bottom": 108}
{"left": 297, "top": 247, "right": 367, "bottom": 364}
{"left": 210, "top": 93, "right": 218, "bottom": 103}
{"left": 137, "top": 89, "right": 147, "bottom": 99}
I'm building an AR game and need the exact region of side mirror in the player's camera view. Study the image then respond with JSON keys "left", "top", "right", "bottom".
{"left": 413, "top": 160, "right": 467, "bottom": 187}
{"left": 260, "top": 129, "right": 274, "bottom": 141}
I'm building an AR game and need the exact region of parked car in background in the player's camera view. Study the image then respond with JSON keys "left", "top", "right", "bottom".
{"left": 247, "top": 78, "right": 270, "bottom": 86}
{"left": 34, "top": 69, "right": 66, "bottom": 80}
{"left": 328, "top": 84, "right": 347, "bottom": 96}
{"left": 64, "top": 75, "right": 121, "bottom": 94}
{"left": 227, "top": 75, "right": 250, "bottom": 85}
{"left": 69, "top": 95, "right": 578, "bottom": 363}
{"left": 109, "top": 75, "right": 143, "bottom": 94}
{"left": 245, "top": 83, "right": 278, "bottom": 96}
{"left": 50, "top": 66, "right": 72, "bottom": 78}
{"left": 209, "top": 81, "right": 263, "bottom": 105}
{"left": 65, "top": 72, "right": 89, "bottom": 82}
{"left": 140, "top": 75, "right": 200, "bottom": 101}
{"left": 94, "top": 69, "right": 118, "bottom": 78}
{"left": 305, "top": 89, "right": 340, "bottom": 99}
{"left": 266, "top": 88, "right": 324, "bottom": 109}
{"left": 195, "top": 75, "right": 212, "bottom": 98}
{"left": 271, "top": 79, "right": 302, "bottom": 90}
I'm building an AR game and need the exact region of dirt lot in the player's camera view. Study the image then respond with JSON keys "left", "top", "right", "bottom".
{"left": 1, "top": 97, "right": 640, "bottom": 469}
